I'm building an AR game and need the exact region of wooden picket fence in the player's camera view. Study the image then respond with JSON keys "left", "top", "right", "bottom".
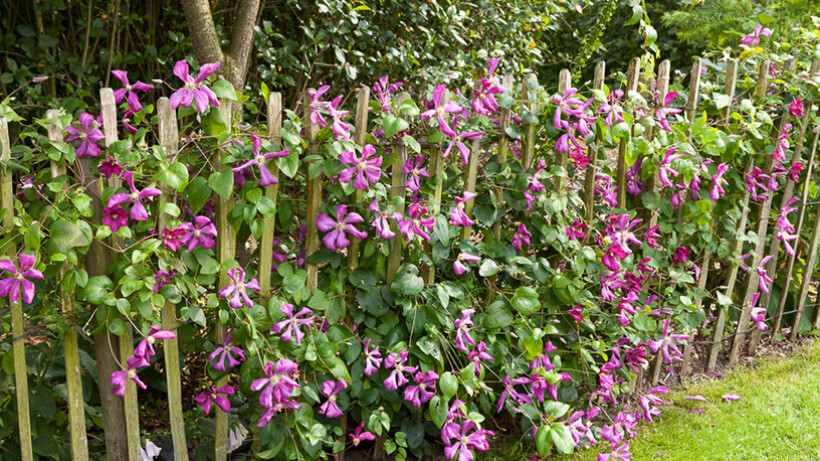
{"left": 2, "top": 51, "right": 820, "bottom": 461}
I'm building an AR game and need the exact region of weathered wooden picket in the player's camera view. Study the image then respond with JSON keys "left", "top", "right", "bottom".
{"left": 3, "top": 51, "right": 820, "bottom": 460}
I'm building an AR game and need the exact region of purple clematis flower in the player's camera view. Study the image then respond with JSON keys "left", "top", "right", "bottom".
{"left": 442, "top": 419, "right": 494, "bottom": 461}
{"left": 757, "top": 255, "right": 774, "bottom": 293}
{"left": 102, "top": 205, "right": 129, "bottom": 231}
{"left": 450, "top": 192, "right": 476, "bottom": 227}
{"left": 195, "top": 385, "right": 234, "bottom": 415}
{"left": 722, "top": 393, "right": 742, "bottom": 402}
{"left": 368, "top": 199, "right": 401, "bottom": 239}
{"left": 364, "top": 339, "right": 383, "bottom": 376}
{"left": 442, "top": 120, "right": 484, "bottom": 165}
{"left": 339, "top": 145, "right": 382, "bottom": 190}
{"left": 209, "top": 330, "right": 246, "bottom": 371}
{"left": 270, "top": 304, "right": 315, "bottom": 345}
{"left": 162, "top": 227, "right": 186, "bottom": 251}
{"left": 404, "top": 155, "right": 430, "bottom": 192}
{"left": 218, "top": 267, "right": 260, "bottom": 309}
{"left": 349, "top": 421, "right": 376, "bottom": 446}
{"left": 405, "top": 370, "right": 438, "bottom": 408}
{"left": 789, "top": 97, "right": 803, "bottom": 118}
{"left": 178, "top": 216, "right": 218, "bottom": 252}
{"left": 454, "top": 309, "right": 476, "bottom": 352}
{"left": 740, "top": 24, "right": 772, "bottom": 46}
{"left": 327, "top": 95, "right": 352, "bottom": 141}
{"left": 658, "top": 147, "right": 688, "bottom": 187}
{"left": 307, "top": 85, "right": 331, "bottom": 127}
{"left": 373, "top": 76, "right": 403, "bottom": 112}
{"left": 750, "top": 292, "right": 767, "bottom": 331}
{"left": 597, "top": 441, "right": 632, "bottom": 461}
{"left": 0, "top": 254, "right": 43, "bottom": 304}
{"left": 422, "top": 84, "right": 463, "bottom": 137}
{"left": 512, "top": 224, "right": 531, "bottom": 251}
{"left": 111, "top": 70, "right": 154, "bottom": 112}
{"left": 134, "top": 326, "right": 175, "bottom": 361}
{"left": 316, "top": 204, "right": 367, "bottom": 251}
{"left": 318, "top": 378, "right": 349, "bottom": 418}
{"left": 467, "top": 341, "right": 493, "bottom": 376}
{"left": 648, "top": 320, "right": 689, "bottom": 363}
{"left": 710, "top": 163, "right": 729, "bottom": 200}
{"left": 453, "top": 252, "right": 481, "bottom": 276}
{"left": 496, "top": 375, "right": 532, "bottom": 413}
{"left": 110, "top": 355, "right": 149, "bottom": 397}
{"left": 251, "top": 359, "right": 300, "bottom": 409}
{"left": 383, "top": 350, "right": 418, "bottom": 391}
{"left": 65, "top": 113, "right": 105, "bottom": 158}
{"left": 398, "top": 203, "right": 435, "bottom": 243}
{"left": 169, "top": 60, "right": 220, "bottom": 114}
{"left": 232, "top": 134, "right": 289, "bottom": 186}
{"left": 107, "top": 171, "right": 162, "bottom": 221}
{"left": 152, "top": 270, "right": 175, "bottom": 294}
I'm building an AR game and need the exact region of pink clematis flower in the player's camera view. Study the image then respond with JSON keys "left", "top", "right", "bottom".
{"left": 398, "top": 203, "right": 435, "bottom": 243}
{"left": 169, "top": 60, "right": 220, "bottom": 114}
{"left": 106, "top": 171, "right": 162, "bottom": 221}
{"left": 422, "top": 84, "right": 463, "bottom": 137}
{"left": 162, "top": 227, "right": 186, "bottom": 251}
{"left": 251, "top": 359, "right": 300, "bottom": 409}
{"left": 722, "top": 393, "right": 742, "bottom": 402}
{"left": 453, "top": 252, "right": 481, "bottom": 276}
{"left": 195, "top": 385, "right": 234, "bottom": 415}
{"left": 318, "top": 378, "right": 349, "bottom": 418}
{"left": 685, "top": 395, "right": 708, "bottom": 403}
{"left": 789, "top": 162, "right": 804, "bottom": 182}
{"left": 178, "top": 216, "right": 218, "bottom": 252}
{"left": 208, "top": 330, "right": 246, "bottom": 371}
{"left": 218, "top": 267, "right": 260, "bottom": 309}
{"left": 339, "top": 145, "right": 382, "bottom": 190}
{"left": 789, "top": 97, "right": 803, "bottom": 118}
{"left": 316, "top": 204, "right": 367, "bottom": 251}
{"left": 512, "top": 224, "right": 531, "bottom": 251}
{"left": 0, "top": 254, "right": 43, "bottom": 304}
{"left": 740, "top": 24, "right": 772, "bottom": 46}
{"left": 658, "top": 147, "right": 688, "bottom": 187}
{"left": 232, "top": 134, "right": 289, "bottom": 186}
{"left": 442, "top": 419, "right": 494, "bottom": 461}
{"left": 368, "top": 199, "right": 401, "bottom": 239}
{"left": 103, "top": 205, "right": 129, "bottom": 232}
{"left": 757, "top": 255, "right": 774, "bottom": 293}
{"left": 307, "top": 85, "right": 331, "bottom": 127}
{"left": 648, "top": 320, "right": 689, "bottom": 363}
{"left": 750, "top": 293, "right": 767, "bottom": 331}
{"left": 404, "top": 155, "right": 430, "bottom": 192}
{"left": 453, "top": 309, "right": 476, "bottom": 352}
{"left": 405, "top": 370, "right": 438, "bottom": 408}
{"left": 364, "top": 339, "right": 383, "bottom": 376}
{"left": 134, "top": 326, "right": 175, "bottom": 361}
{"left": 373, "top": 76, "right": 403, "bottom": 112}
{"left": 450, "top": 192, "right": 476, "bottom": 227}
{"left": 497, "top": 375, "right": 532, "bottom": 413}
{"left": 349, "top": 421, "right": 376, "bottom": 446}
{"left": 442, "top": 120, "right": 484, "bottom": 165}
{"left": 568, "top": 408, "right": 600, "bottom": 447}
{"left": 383, "top": 350, "right": 418, "bottom": 391}
{"left": 710, "top": 163, "right": 729, "bottom": 200}
{"left": 111, "top": 70, "right": 154, "bottom": 113}
{"left": 65, "top": 113, "right": 105, "bottom": 158}
{"left": 152, "top": 270, "right": 175, "bottom": 294}
{"left": 597, "top": 441, "right": 632, "bottom": 461}
{"left": 270, "top": 304, "right": 315, "bottom": 345}
{"left": 110, "top": 355, "right": 149, "bottom": 397}
{"left": 467, "top": 341, "right": 493, "bottom": 376}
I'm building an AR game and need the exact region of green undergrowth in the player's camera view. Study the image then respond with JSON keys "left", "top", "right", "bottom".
{"left": 567, "top": 340, "right": 820, "bottom": 461}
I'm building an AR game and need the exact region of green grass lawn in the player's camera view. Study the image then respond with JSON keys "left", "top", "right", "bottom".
{"left": 564, "top": 340, "right": 820, "bottom": 461}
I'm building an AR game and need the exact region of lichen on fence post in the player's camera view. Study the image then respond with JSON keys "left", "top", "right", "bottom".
{"left": 158, "top": 96, "right": 190, "bottom": 461}
{"left": 0, "top": 116, "right": 33, "bottom": 461}
{"left": 47, "top": 109, "right": 90, "bottom": 461}
{"left": 555, "top": 68, "right": 571, "bottom": 190}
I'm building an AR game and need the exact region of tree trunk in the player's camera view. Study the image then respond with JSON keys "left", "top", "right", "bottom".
{"left": 227, "top": 0, "right": 260, "bottom": 90}
{"left": 179, "top": 0, "right": 224, "bottom": 66}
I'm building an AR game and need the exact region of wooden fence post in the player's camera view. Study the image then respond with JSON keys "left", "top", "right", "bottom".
{"left": 158, "top": 97, "right": 190, "bottom": 461}
{"left": 0, "top": 116, "right": 33, "bottom": 461}
{"left": 347, "top": 88, "right": 371, "bottom": 272}
{"left": 685, "top": 59, "right": 702, "bottom": 124}
{"left": 521, "top": 74, "right": 537, "bottom": 171}
{"left": 386, "top": 92, "right": 410, "bottom": 284}
{"left": 722, "top": 59, "right": 740, "bottom": 120}
{"left": 258, "top": 92, "right": 283, "bottom": 296}
{"left": 491, "top": 75, "right": 515, "bottom": 241}
{"left": 615, "top": 57, "right": 641, "bottom": 207}
{"left": 101, "top": 87, "right": 143, "bottom": 461}
{"left": 461, "top": 82, "right": 483, "bottom": 241}
{"left": 46, "top": 109, "right": 89, "bottom": 461}
{"left": 584, "top": 61, "right": 606, "bottom": 224}
{"left": 791, "top": 200, "right": 820, "bottom": 339}
{"left": 642, "top": 59, "right": 670, "bottom": 233}
{"left": 303, "top": 91, "right": 322, "bottom": 291}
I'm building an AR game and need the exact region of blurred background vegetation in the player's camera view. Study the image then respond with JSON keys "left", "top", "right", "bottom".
{"left": 1, "top": 0, "right": 819, "bottom": 119}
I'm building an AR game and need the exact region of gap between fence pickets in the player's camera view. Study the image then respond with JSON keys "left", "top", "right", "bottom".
{"left": 0, "top": 116, "right": 33, "bottom": 461}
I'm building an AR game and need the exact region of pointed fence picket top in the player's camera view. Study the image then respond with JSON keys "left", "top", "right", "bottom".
{"left": 584, "top": 61, "right": 606, "bottom": 224}
{"left": 158, "top": 97, "right": 190, "bottom": 461}
{"left": 615, "top": 57, "right": 641, "bottom": 207}
{"left": 1, "top": 116, "right": 33, "bottom": 461}
{"left": 258, "top": 92, "right": 284, "bottom": 296}
{"left": 100, "top": 86, "right": 143, "bottom": 461}
{"left": 46, "top": 109, "right": 90, "bottom": 461}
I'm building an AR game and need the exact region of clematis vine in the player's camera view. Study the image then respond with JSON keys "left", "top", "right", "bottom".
{"left": 169, "top": 60, "right": 220, "bottom": 114}
{"left": 398, "top": 203, "right": 435, "bottom": 243}
{"left": 318, "top": 379, "right": 349, "bottom": 418}
{"left": 373, "top": 76, "right": 402, "bottom": 112}
{"left": 0, "top": 254, "right": 43, "bottom": 304}
{"left": 106, "top": 171, "right": 162, "bottom": 221}
{"left": 740, "top": 23, "right": 772, "bottom": 46}
{"left": 232, "top": 134, "right": 289, "bottom": 186}
{"left": 468, "top": 342, "right": 493, "bottom": 376}
{"left": 789, "top": 97, "right": 804, "bottom": 118}
{"left": 750, "top": 292, "right": 767, "bottom": 331}
{"left": 472, "top": 58, "right": 505, "bottom": 115}
{"left": 453, "top": 309, "right": 476, "bottom": 352}
{"left": 327, "top": 95, "right": 352, "bottom": 141}
{"left": 442, "top": 120, "right": 484, "bottom": 165}
{"left": 111, "top": 70, "right": 154, "bottom": 112}
{"left": 251, "top": 359, "right": 300, "bottom": 409}
{"left": 317, "top": 204, "right": 367, "bottom": 250}
{"left": 152, "top": 270, "right": 175, "bottom": 294}
{"left": 450, "top": 192, "right": 476, "bottom": 227}
{"left": 339, "top": 145, "right": 382, "bottom": 190}
{"left": 65, "top": 113, "right": 105, "bottom": 158}
{"left": 368, "top": 199, "right": 400, "bottom": 239}
{"left": 134, "top": 326, "right": 175, "bottom": 361}
{"left": 422, "top": 84, "right": 463, "bottom": 136}
{"left": 209, "top": 330, "right": 246, "bottom": 371}
{"left": 512, "top": 224, "right": 532, "bottom": 250}
{"left": 349, "top": 421, "right": 376, "bottom": 446}
{"left": 195, "top": 385, "right": 234, "bottom": 415}
{"left": 404, "top": 155, "right": 430, "bottom": 192}
{"left": 648, "top": 320, "right": 689, "bottom": 363}
{"left": 178, "top": 216, "right": 218, "bottom": 251}
{"left": 658, "top": 147, "right": 688, "bottom": 187}
{"left": 757, "top": 255, "right": 774, "bottom": 293}
{"left": 218, "top": 267, "right": 260, "bottom": 309}
{"left": 270, "top": 304, "right": 315, "bottom": 345}
{"left": 307, "top": 85, "right": 331, "bottom": 126}
{"left": 710, "top": 163, "right": 729, "bottom": 200}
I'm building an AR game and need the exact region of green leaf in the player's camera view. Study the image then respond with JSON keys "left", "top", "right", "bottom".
{"left": 402, "top": 135, "right": 421, "bottom": 153}
{"left": 439, "top": 372, "right": 457, "bottom": 399}
{"left": 209, "top": 169, "right": 234, "bottom": 200}
{"left": 80, "top": 276, "right": 113, "bottom": 304}
{"left": 383, "top": 114, "right": 409, "bottom": 138}
{"left": 160, "top": 203, "right": 181, "bottom": 217}
{"left": 512, "top": 286, "right": 540, "bottom": 314}
{"left": 109, "top": 318, "right": 127, "bottom": 336}
{"left": 758, "top": 13, "right": 775, "bottom": 24}
{"left": 549, "top": 422, "right": 574, "bottom": 454}
{"left": 641, "top": 191, "right": 660, "bottom": 210}
{"left": 716, "top": 292, "right": 732, "bottom": 306}
{"left": 212, "top": 80, "right": 238, "bottom": 101}
{"left": 160, "top": 162, "right": 189, "bottom": 193}
{"left": 433, "top": 215, "right": 449, "bottom": 245}
{"left": 390, "top": 264, "right": 424, "bottom": 296}
{"left": 186, "top": 176, "right": 211, "bottom": 213}
{"left": 24, "top": 223, "right": 42, "bottom": 251}
{"left": 203, "top": 108, "right": 228, "bottom": 136}
{"left": 257, "top": 196, "right": 277, "bottom": 218}
{"left": 712, "top": 93, "right": 732, "bottom": 110}
{"left": 277, "top": 153, "right": 299, "bottom": 178}
{"left": 484, "top": 301, "right": 513, "bottom": 329}
{"left": 478, "top": 259, "right": 499, "bottom": 277}
{"left": 48, "top": 220, "right": 91, "bottom": 254}
{"left": 535, "top": 425, "right": 551, "bottom": 459}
